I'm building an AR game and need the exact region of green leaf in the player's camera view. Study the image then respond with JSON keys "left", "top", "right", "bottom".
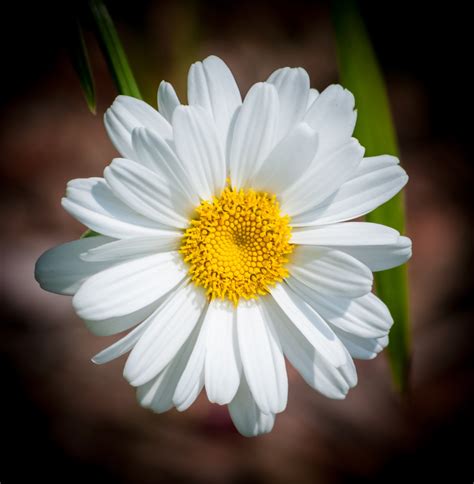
{"left": 80, "top": 229, "right": 101, "bottom": 239}
{"left": 68, "top": 20, "right": 97, "bottom": 114}
{"left": 88, "top": 0, "right": 142, "bottom": 99}
{"left": 331, "top": 0, "right": 411, "bottom": 391}
{"left": 79, "top": 0, "right": 141, "bottom": 240}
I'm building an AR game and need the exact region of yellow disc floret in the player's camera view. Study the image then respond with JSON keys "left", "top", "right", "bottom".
{"left": 180, "top": 186, "right": 293, "bottom": 304}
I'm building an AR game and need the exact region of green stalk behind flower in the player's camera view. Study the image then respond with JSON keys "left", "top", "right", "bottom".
{"left": 332, "top": 0, "right": 411, "bottom": 392}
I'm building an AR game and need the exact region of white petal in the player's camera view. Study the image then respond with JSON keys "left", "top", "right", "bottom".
{"left": 288, "top": 246, "right": 373, "bottom": 298}
{"left": 85, "top": 297, "right": 163, "bottom": 337}
{"left": 104, "top": 95, "right": 172, "bottom": 158}
{"left": 157, "top": 81, "right": 180, "bottom": 123}
{"left": 80, "top": 234, "right": 181, "bottom": 262}
{"left": 270, "top": 283, "right": 349, "bottom": 367}
{"left": 264, "top": 296, "right": 356, "bottom": 399}
{"left": 92, "top": 311, "right": 156, "bottom": 364}
{"left": 334, "top": 328, "right": 389, "bottom": 360}
{"left": 173, "top": 105, "right": 226, "bottom": 200}
{"left": 340, "top": 235, "right": 412, "bottom": 272}
{"left": 35, "top": 236, "right": 115, "bottom": 295}
{"left": 304, "top": 84, "right": 356, "bottom": 155}
{"left": 251, "top": 122, "right": 318, "bottom": 195}
{"left": 291, "top": 155, "right": 408, "bottom": 226}
{"left": 73, "top": 251, "right": 186, "bottom": 321}
{"left": 204, "top": 299, "right": 241, "bottom": 405}
{"left": 136, "top": 365, "right": 175, "bottom": 413}
{"left": 281, "top": 138, "right": 364, "bottom": 217}
{"left": 62, "top": 178, "right": 172, "bottom": 239}
{"left": 287, "top": 277, "right": 392, "bottom": 338}
{"left": 306, "top": 88, "right": 319, "bottom": 109}
{"left": 228, "top": 376, "right": 276, "bottom": 437}
{"left": 291, "top": 222, "right": 400, "bottom": 246}
{"left": 187, "top": 55, "right": 242, "bottom": 148}
{"left": 136, "top": 364, "right": 179, "bottom": 413}
{"left": 104, "top": 158, "right": 189, "bottom": 228}
{"left": 173, "top": 307, "right": 209, "bottom": 411}
{"left": 291, "top": 222, "right": 411, "bottom": 272}
{"left": 236, "top": 300, "right": 288, "bottom": 414}
{"left": 124, "top": 284, "right": 207, "bottom": 386}
{"left": 131, "top": 127, "right": 199, "bottom": 208}
{"left": 137, "top": 317, "right": 203, "bottom": 413}
{"left": 267, "top": 67, "right": 310, "bottom": 140}
{"left": 228, "top": 82, "right": 279, "bottom": 189}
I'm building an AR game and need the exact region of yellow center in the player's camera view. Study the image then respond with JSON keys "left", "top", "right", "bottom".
{"left": 180, "top": 186, "right": 293, "bottom": 304}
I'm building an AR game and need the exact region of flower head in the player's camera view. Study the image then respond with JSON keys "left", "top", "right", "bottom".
{"left": 180, "top": 186, "right": 293, "bottom": 304}
{"left": 35, "top": 55, "right": 411, "bottom": 437}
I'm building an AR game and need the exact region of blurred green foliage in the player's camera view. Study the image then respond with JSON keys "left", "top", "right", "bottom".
{"left": 332, "top": 0, "right": 411, "bottom": 391}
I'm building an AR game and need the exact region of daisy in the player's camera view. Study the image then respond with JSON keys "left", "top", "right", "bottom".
{"left": 35, "top": 55, "right": 411, "bottom": 437}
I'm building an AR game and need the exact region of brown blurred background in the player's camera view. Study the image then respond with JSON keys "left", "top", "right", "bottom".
{"left": 1, "top": 1, "right": 473, "bottom": 482}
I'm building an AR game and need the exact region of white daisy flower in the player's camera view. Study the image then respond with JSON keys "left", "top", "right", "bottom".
{"left": 35, "top": 55, "right": 411, "bottom": 437}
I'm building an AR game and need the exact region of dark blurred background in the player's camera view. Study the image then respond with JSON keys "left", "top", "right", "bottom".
{"left": 1, "top": 1, "right": 473, "bottom": 482}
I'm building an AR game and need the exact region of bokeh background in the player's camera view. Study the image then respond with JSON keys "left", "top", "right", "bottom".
{"left": 1, "top": 1, "right": 473, "bottom": 482}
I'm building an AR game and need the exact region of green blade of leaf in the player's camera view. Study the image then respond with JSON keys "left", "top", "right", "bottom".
{"left": 68, "top": 20, "right": 97, "bottom": 114}
{"left": 331, "top": 0, "right": 411, "bottom": 391}
{"left": 80, "top": 0, "right": 142, "bottom": 239}
{"left": 80, "top": 229, "right": 101, "bottom": 239}
{"left": 88, "top": 0, "right": 142, "bottom": 99}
